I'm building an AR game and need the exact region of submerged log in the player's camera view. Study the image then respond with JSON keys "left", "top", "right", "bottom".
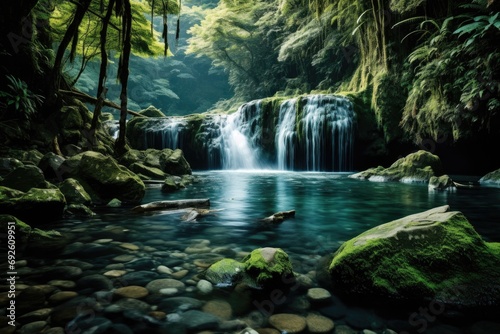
{"left": 181, "top": 208, "right": 224, "bottom": 222}
{"left": 132, "top": 198, "right": 210, "bottom": 213}
{"left": 260, "top": 210, "right": 295, "bottom": 224}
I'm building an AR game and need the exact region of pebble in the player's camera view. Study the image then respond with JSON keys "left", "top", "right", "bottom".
{"left": 113, "top": 255, "right": 137, "bottom": 262}
{"left": 146, "top": 278, "right": 185, "bottom": 294}
{"left": 159, "top": 288, "right": 179, "bottom": 296}
{"left": 197, "top": 279, "right": 213, "bottom": 295}
{"left": 104, "top": 270, "right": 127, "bottom": 277}
{"left": 120, "top": 242, "right": 139, "bottom": 251}
{"left": 76, "top": 274, "right": 113, "bottom": 291}
{"left": 48, "top": 291, "right": 78, "bottom": 304}
{"left": 121, "top": 271, "right": 159, "bottom": 286}
{"left": 157, "top": 265, "right": 173, "bottom": 275}
{"left": 307, "top": 288, "right": 332, "bottom": 302}
{"left": 94, "top": 239, "right": 113, "bottom": 243}
{"left": 333, "top": 324, "right": 358, "bottom": 334}
{"left": 113, "top": 286, "right": 149, "bottom": 299}
{"left": 306, "top": 313, "right": 335, "bottom": 333}
{"left": 171, "top": 252, "right": 188, "bottom": 259}
{"left": 171, "top": 269, "right": 189, "bottom": 279}
{"left": 18, "top": 320, "right": 48, "bottom": 333}
{"left": 157, "top": 296, "right": 203, "bottom": 313}
{"left": 268, "top": 313, "right": 307, "bottom": 333}
{"left": 17, "top": 308, "right": 52, "bottom": 324}
{"left": 114, "top": 298, "right": 151, "bottom": 313}
{"left": 180, "top": 310, "right": 220, "bottom": 331}
{"left": 48, "top": 280, "right": 76, "bottom": 289}
{"left": 202, "top": 299, "right": 232, "bottom": 320}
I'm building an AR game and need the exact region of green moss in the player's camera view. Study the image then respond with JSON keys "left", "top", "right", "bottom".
{"left": 204, "top": 258, "right": 246, "bottom": 285}
{"left": 243, "top": 247, "right": 294, "bottom": 284}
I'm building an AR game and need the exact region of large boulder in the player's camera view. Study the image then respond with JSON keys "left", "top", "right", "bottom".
{"left": 479, "top": 168, "right": 500, "bottom": 186}
{"left": 159, "top": 148, "right": 192, "bottom": 176}
{"left": 0, "top": 215, "right": 69, "bottom": 255}
{"left": 0, "top": 186, "right": 66, "bottom": 224}
{"left": 59, "top": 151, "right": 145, "bottom": 204}
{"left": 0, "top": 165, "right": 48, "bottom": 192}
{"left": 58, "top": 178, "right": 92, "bottom": 205}
{"left": 118, "top": 148, "right": 192, "bottom": 177}
{"left": 328, "top": 205, "right": 500, "bottom": 308}
{"left": 349, "top": 150, "right": 443, "bottom": 183}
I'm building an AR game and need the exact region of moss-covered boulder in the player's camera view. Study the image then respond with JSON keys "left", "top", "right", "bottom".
{"left": 7, "top": 149, "right": 44, "bottom": 165}
{"left": 138, "top": 105, "right": 167, "bottom": 118}
{"left": 129, "top": 162, "right": 166, "bottom": 180}
{"left": 58, "top": 178, "right": 92, "bottom": 205}
{"left": 428, "top": 175, "right": 456, "bottom": 191}
{"left": 479, "top": 168, "right": 500, "bottom": 186}
{"left": 243, "top": 247, "right": 294, "bottom": 287}
{"left": 159, "top": 149, "right": 192, "bottom": 176}
{"left": 60, "top": 151, "right": 145, "bottom": 204}
{"left": 0, "top": 165, "right": 48, "bottom": 192}
{"left": 0, "top": 157, "right": 24, "bottom": 176}
{"left": 38, "top": 152, "right": 66, "bottom": 181}
{"left": 204, "top": 258, "right": 246, "bottom": 287}
{"left": 0, "top": 186, "right": 66, "bottom": 224}
{"left": 328, "top": 205, "right": 500, "bottom": 308}
{"left": 0, "top": 215, "right": 69, "bottom": 255}
{"left": 349, "top": 150, "right": 443, "bottom": 183}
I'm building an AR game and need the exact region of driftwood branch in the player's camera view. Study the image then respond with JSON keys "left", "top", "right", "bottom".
{"left": 132, "top": 198, "right": 211, "bottom": 213}
{"left": 260, "top": 210, "right": 296, "bottom": 223}
{"left": 181, "top": 208, "right": 225, "bottom": 222}
{"left": 59, "top": 89, "right": 145, "bottom": 118}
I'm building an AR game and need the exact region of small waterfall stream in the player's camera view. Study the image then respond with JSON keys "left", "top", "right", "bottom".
{"left": 133, "top": 94, "right": 355, "bottom": 171}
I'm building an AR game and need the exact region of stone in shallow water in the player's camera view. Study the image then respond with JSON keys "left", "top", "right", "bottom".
{"left": 196, "top": 279, "right": 213, "bottom": 295}
{"left": 146, "top": 278, "right": 185, "bottom": 294}
{"left": 157, "top": 296, "right": 203, "bottom": 313}
{"left": 119, "top": 242, "right": 140, "bottom": 251}
{"left": 113, "top": 286, "right": 149, "bottom": 299}
{"left": 76, "top": 274, "right": 113, "bottom": 291}
{"left": 159, "top": 288, "right": 179, "bottom": 296}
{"left": 19, "top": 320, "right": 48, "bottom": 333}
{"left": 268, "top": 313, "right": 307, "bottom": 333}
{"left": 114, "top": 298, "right": 151, "bottom": 313}
{"left": 171, "top": 269, "right": 189, "bottom": 279}
{"left": 121, "top": 271, "right": 159, "bottom": 286}
{"left": 306, "top": 313, "right": 335, "bottom": 333}
{"left": 48, "top": 280, "right": 76, "bottom": 289}
{"left": 48, "top": 291, "right": 78, "bottom": 304}
{"left": 113, "top": 254, "right": 137, "bottom": 262}
{"left": 180, "top": 310, "right": 219, "bottom": 331}
{"left": 157, "top": 265, "right": 173, "bottom": 275}
{"left": 104, "top": 269, "right": 127, "bottom": 277}
{"left": 17, "top": 308, "right": 52, "bottom": 324}
{"left": 307, "top": 287, "right": 332, "bottom": 303}
{"left": 202, "top": 299, "right": 232, "bottom": 320}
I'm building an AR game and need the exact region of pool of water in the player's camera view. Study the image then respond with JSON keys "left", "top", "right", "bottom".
{"left": 12, "top": 171, "right": 500, "bottom": 333}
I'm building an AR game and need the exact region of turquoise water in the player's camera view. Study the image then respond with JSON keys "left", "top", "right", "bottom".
{"left": 17, "top": 171, "right": 500, "bottom": 333}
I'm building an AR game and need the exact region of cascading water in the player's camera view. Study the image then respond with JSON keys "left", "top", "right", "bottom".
{"left": 131, "top": 94, "right": 354, "bottom": 171}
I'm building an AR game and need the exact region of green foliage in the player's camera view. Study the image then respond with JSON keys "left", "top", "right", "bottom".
{"left": 0, "top": 75, "right": 44, "bottom": 123}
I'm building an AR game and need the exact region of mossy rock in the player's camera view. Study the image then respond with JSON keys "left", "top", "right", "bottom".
{"left": 139, "top": 106, "right": 167, "bottom": 118}
{"left": 243, "top": 247, "right": 294, "bottom": 287}
{"left": 159, "top": 149, "right": 192, "bottom": 176}
{"left": 0, "top": 165, "right": 47, "bottom": 192}
{"left": 349, "top": 150, "right": 443, "bottom": 183}
{"left": 428, "top": 175, "right": 455, "bottom": 191}
{"left": 129, "top": 162, "right": 166, "bottom": 180}
{"left": 58, "top": 178, "right": 92, "bottom": 205}
{"left": 7, "top": 149, "right": 44, "bottom": 165}
{"left": 328, "top": 205, "right": 500, "bottom": 308}
{"left": 0, "top": 157, "right": 24, "bottom": 176}
{"left": 76, "top": 151, "right": 145, "bottom": 204}
{"left": 479, "top": 168, "right": 500, "bottom": 186}
{"left": 0, "top": 215, "right": 69, "bottom": 255}
{"left": 204, "top": 258, "right": 246, "bottom": 287}
{"left": 0, "top": 187, "right": 66, "bottom": 224}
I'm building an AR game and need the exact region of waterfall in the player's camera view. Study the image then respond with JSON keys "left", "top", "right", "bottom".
{"left": 131, "top": 94, "right": 354, "bottom": 171}
{"left": 218, "top": 100, "right": 262, "bottom": 169}
{"left": 275, "top": 94, "right": 354, "bottom": 171}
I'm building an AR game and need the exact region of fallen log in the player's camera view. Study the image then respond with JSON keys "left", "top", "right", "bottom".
{"left": 260, "top": 210, "right": 295, "bottom": 224}
{"left": 181, "top": 208, "right": 225, "bottom": 222}
{"left": 132, "top": 198, "right": 210, "bottom": 213}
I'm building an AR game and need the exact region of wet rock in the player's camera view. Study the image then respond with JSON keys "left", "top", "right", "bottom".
{"left": 180, "top": 310, "right": 219, "bottom": 331}
{"left": 307, "top": 287, "right": 332, "bottom": 304}
{"left": 121, "top": 271, "right": 159, "bottom": 286}
{"left": 202, "top": 299, "right": 232, "bottom": 320}
{"left": 124, "top": 258, "right": 157, "bottom": 270}
{"left": 57, "top": 178, "right": 91, "bottom": 205}
{"left": 306, "top": 313, "right": 335, "bottom": 333}
{"left": 47, "top": 291, "right": 78, "bottom": 305}
{"left": 113, "top": 298, "right": 151, "bottom": 313}
{"left": 203, "top": 258, "right": 245, "bottom": 287}
{"left": 0, "top": 165, "right": 46, "bottom": 192}
{"left": 157, "top": 296, "right": 204, "bottom": 313}
{"left": 428, "top": 175, "right": 456, "bottom": 191}
{"left": 268, "top": 313, "right": 307, "bottom": 333}
{"left": 197, "top": 279, "right": 213, "bottom": 295}
{"left": 113, "top": 286, "right": 149, "bottom": 299}
{"left": 479, "top": 168, "right": 500, "bottom": 186}
{"left": 18, "top": 320, "right": 48, "bottom": 333}
{"left": 76, "top": 274, "right": 113, "bottom": 291}
{"left": 17, "top": 308, "right": 52, "bottom": 324}
{"left": 146, "top": 278, "right": 185, "bottom": 294}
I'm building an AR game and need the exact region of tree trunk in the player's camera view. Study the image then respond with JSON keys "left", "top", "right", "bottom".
{"left": 90, "top": 0, "right": 116, "bottom": 140}
{"left": 49, "top": 0, "right": 92, "bottom": 104}
{"left": 115, "top": 0, "right": 132, "bottom": 155}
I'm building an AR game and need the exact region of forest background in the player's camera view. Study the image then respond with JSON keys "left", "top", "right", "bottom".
{"left": 0, "top": 0, "right": 499, "bottom": 173}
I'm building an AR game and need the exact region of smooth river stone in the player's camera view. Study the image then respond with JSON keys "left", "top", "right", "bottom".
{"left": 196, "top": 279, "right": 213, "bottom": 295}
{"left": 202, "top": 299, "right": 232, "bottom": 320}
{"left": 171, "top": 269, "right": 189, "bottom": 279}
{"left": 307, "top": 287, "right": 332, "bottom": 302}
{"left": 113, "top": 254, "right": 137, "bottom": 262}
{"left": 306, "top": 313, "right": 335, "bottom": 334}
{"left": 157, "top": 265, "right": 173, "bottom": 275}
{"left": 104, "top": 270, "right": 127, "bottom": 277}
{"left": 48, "top": 280, "right": 76, "bottom": 289}
{"left": 119, "top": 243, "right": 140, "bottom": 251}
{"left": 17, "top": 308, "right": 52, "bottom": 324}
{"left": 48, "top": 291, "right": 78, "bottom": 304}
{"left": 113, "top": 286, "right": 149, "bottom": 299}
{"left": 268, "top": 313, "right": 307, "bottom": 333}
{"left": 146, "top": 278, "right": 185, "bottom": 294}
